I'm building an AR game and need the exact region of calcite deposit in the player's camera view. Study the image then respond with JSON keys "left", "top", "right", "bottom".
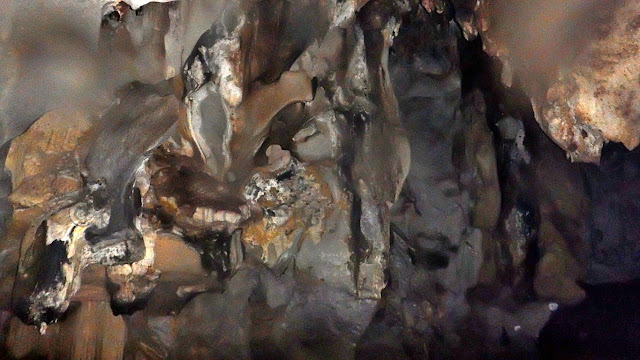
{"left": 473, "top": 0, "right": 640, "bottom": 163}
{"left": 1, "top": 0, "right": 640, "bottom": 359}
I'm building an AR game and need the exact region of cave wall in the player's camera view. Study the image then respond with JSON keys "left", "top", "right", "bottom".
{"left": 1, "top": 0, "right": 640, "bottom": 359}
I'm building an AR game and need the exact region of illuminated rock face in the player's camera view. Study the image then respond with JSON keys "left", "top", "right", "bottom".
{"left": 537, "top": 0, "right": 640, "bottom": 163}
{"left": 472, "top": 0, "right": 640, "bottom": 163}
{"left": 1, "top": 0, "right": 640, "bottom": 359}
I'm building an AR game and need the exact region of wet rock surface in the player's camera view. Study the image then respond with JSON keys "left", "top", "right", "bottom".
{"left": 1, "top": 0, "right": 640, "bottom": 359}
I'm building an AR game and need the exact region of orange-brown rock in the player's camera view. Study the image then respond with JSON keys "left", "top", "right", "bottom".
{"left": 6, "top": 107, "right": 93, "bottom": 188}
{"left": 478, "top": 0, "right": 640, "bottom": 163}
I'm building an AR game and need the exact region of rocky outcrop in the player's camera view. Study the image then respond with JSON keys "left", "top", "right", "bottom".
{"left": 1, "top": 0, "right": 640, "bottom": 359}
{"left": 468, "top": 0, "right": 640, "bottom": 163}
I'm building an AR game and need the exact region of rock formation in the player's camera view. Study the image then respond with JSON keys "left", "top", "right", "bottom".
{"left": 1, "top": 0, "right": 640, "bottom": 359}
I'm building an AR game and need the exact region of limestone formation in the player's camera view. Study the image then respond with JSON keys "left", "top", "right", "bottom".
{"left": 1, "top": 0, "right": 640, "bottom": 359}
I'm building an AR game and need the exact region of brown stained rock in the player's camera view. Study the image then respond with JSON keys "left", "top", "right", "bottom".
{"left": 534, "top": 223, "right": 586, "bottom": 305}
{"left": 458, "top": 90, "right": 501, "bottom": 230}
{"left": 539, "top": 0, "right": 640, "bottom": 162}
{"left": 264, "top": 144, "right": 291, "bottom": 173}
{"left": 64, "top": 268, "right": 126, "bottom": 360}
{"left": 477, "top": 0, "right": 639, "bottom": 162}
{"left": 501, "top": 207, "right": 530, "bottom": 285}
{"left": 4, "top": 82, "right": 184, "bottom": 326}
{"left": 5, "top": 299, "right": 125, "bottom": 360}
{"left": 6, "top": 107, "right": 93, "bottom": 199}
{"left": 242, "top": 162, "right": 336, "bottom": 268}
{"left": 3, "top": 108, "right": 94, "bottom": 313}
{"left": 154, "top": 233, "right": 203, "bottom": 275}
{"left": 530, "top": 126, "right": 589, "bottom": 305}
{"left": 181, "top": 70, "right": 313, "bottom": 184}
{"left": 0, "top": 208, "right": 41, "bottom": 309}
{"left": 227, "top": 71, "right": 314, "bottom": 176}
{"left": 104, "top": 155, "right": 208, "bottom": 313}
{"left": 9, "top": 172, "right": 83, "bottom": 209}
{"left": 15, "top": 205, "right": 106, "bottom": 326}
{"left": 106, "top": 218, "right": 161, "bottom": 310}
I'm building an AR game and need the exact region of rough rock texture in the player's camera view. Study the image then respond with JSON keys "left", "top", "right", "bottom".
{"left": 536, "top": 0, "right": 640, "bottom": 162}
{"left": 3, "top": 0, "right": 406, "bottom": 354}
{"left": 472, "top": 0, "right": 640, "bottom": 163}
{"left": 2, "top": 0, "right": 640, "bottom": 359}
